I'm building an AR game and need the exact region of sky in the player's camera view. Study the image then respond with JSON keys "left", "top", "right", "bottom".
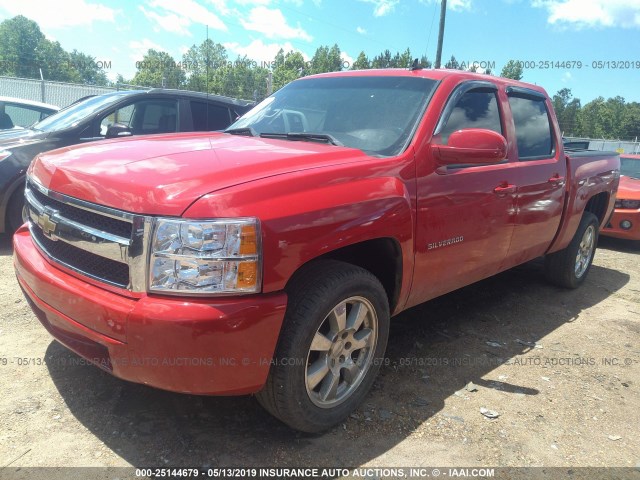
{"left": 0, "top": 0, "right": 639, "bottom": 103}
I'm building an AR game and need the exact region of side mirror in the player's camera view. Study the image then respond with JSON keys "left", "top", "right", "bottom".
{"left": 105, "top": 123, "right": 133, "bottom": 139}
{"left": 432, "top": 128, "right": 507, "bottom": 166}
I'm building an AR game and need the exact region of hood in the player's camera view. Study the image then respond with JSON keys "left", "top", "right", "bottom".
{"left": 0, "top": 128, "right": 46, "bottom": 145}
{"left": 618, "top": 175, "right": 640, "bottom": 200}
{"left": 31, "top": 131, "right": 369, "bottom": 216}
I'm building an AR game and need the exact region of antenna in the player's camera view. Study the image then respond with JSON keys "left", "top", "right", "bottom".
{"left": 206, "top": 24, "right": 210, "bottom": 129}
{"left": 434, "top": 0, "right": 447, "bottom": 69}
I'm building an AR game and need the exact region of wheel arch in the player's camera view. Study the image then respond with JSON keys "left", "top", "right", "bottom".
{"left": 284, "top": 237, "right": 404, "bottom": 314}
{"left": 584, "top": 191, "right": 611, "bottom": 228}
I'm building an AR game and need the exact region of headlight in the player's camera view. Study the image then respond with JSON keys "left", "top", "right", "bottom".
{"left": 149, "top": 218, "right": 261, "bottom": 295}
{"left": 0, "top": 150, "right": 11, "bottom": 162}
{"left": 615, "top": 199, "right": 640, "bottom": 209}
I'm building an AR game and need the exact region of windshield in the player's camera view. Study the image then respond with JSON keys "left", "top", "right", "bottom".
{"left": 620, "top": 157, "right": 640, "bottom": 179}
{"left": 32, "top": 92, "right": 132, "bottom": 132}
{"left": 228, "top": 76, "right": 437, "bottom": 157}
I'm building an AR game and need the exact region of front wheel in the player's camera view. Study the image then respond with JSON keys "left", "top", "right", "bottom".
{"left": 6, "top": 190, "right": 26, "bottom": 233}
{"left": 545, "top": 212, "right": 599, "bottom": 289}
{"left": 256, "top": 260, "right": 390, "bottom": 433}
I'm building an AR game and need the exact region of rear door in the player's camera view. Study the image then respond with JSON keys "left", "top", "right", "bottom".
{"left": 502, "top": 88, "right": 567, "bottom": 265}
{"left": 409, "top": 81, "right": 517, "bottom": 305}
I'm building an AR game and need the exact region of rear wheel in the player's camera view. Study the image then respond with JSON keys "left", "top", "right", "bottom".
{"left": 545, "top": 212, "right": 599, "bottom": 289}
{"left": 256, "top": 260, "right": 390, "bottom": 432}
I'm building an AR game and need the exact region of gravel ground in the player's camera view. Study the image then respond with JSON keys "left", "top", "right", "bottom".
{"left": 0, "top": 232, "right": 638, "bottom": 476}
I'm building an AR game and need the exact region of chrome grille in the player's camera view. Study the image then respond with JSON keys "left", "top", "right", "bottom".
{"left": 28, "top": 186, "right": 132, "bottom": 239}
{"left": 24, "top": 177, "right": 152, "bottom": 291}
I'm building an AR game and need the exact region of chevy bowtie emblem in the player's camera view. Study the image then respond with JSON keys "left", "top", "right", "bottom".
{"left": 38, "top": 212, "right": 58, "bottom": 239}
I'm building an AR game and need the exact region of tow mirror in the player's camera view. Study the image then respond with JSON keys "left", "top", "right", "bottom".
{"left": 432, "top": 129, "right": 507, "bottom": 166}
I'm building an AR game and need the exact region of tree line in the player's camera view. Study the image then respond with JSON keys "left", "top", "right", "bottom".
{"left": 1, "top": 15, "right": 638, "bottom": 141}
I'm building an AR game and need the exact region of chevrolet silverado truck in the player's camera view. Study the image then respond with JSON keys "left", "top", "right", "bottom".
{"left": 13, "top": 69, "right": 620, "bottom": 433}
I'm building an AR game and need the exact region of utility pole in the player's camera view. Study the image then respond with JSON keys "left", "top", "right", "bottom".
{"left": 434, "top": 0, "right": 447, "bottom": 69}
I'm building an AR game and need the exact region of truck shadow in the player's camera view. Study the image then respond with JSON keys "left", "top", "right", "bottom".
{"left": 598, "top": 235, "right": 639, "bottom": 254}
{"left": 45, "top": 259, "right": 629, "bottom": 468}
{"left": 0, "top": 233, "right": 13, "bottom": 256}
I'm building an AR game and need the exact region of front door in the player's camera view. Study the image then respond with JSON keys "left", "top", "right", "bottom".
{"left": 408, "top": 81, "right": 517, "bottom": 308}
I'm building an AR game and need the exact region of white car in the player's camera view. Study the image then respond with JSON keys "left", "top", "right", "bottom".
{"left": 0, "top": 96, "right": 59, "bottom": 130}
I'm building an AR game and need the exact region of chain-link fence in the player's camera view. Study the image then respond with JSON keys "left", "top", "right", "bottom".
{"left": 565, "top": 137, "right": 640, "bottom": 155}
{"left": 0, "top": 76, "right": 150, "bottom": 108}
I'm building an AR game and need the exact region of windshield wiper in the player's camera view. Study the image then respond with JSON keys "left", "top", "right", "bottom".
{"left": 260, "top": 132, "right": 343, "bottom": 146}
{"left": 225, "top": 127, "right": 258, "bottom": 137}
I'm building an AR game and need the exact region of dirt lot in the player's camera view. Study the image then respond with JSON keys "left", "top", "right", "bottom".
{"left": 0, "top": 232, "right": 638, "bottom": 475}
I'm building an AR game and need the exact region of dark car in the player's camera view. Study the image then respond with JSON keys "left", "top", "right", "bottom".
{"left": 0, "top": 89, "right": 254, "bottom": 233}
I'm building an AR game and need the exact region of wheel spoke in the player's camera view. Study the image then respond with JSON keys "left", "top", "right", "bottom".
{"left": 318, "top": 370, "right": 340, "bottom": 401}
{"left": 310, "top": 332, "right": 333, "bottom": 351}
{"left": 346, "top": 302, "right": 368, "bottom": 331}
{"left": 351, "top": 328, "right": 373, "bottom": 350}
{"left": 342, "top": 361, "right": 362, "bottom": 384}
{"left": 307, "top": 357, "right": 330, "bottom": 390}
{"left": 328, "top": 302, "right": 347, "bottom": 333}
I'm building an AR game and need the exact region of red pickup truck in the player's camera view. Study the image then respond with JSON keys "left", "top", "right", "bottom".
{"left": 13, "top": 69, "right": 619, "bottom": 433}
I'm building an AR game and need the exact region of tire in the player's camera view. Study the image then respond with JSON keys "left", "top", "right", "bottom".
{"left": 256, "top": 260, "right": 390, "bottom": 433}
{"left": 545, "top": 212, "right": 599, "bottom": 289}
{"left": 6, "top": 191, "right": 26, "bottom": 233}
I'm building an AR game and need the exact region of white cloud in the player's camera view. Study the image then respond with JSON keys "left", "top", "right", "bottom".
{"left": 562, "top": 71, "right": 572, "bottom": 83}
{"left": 140, "top": 0, "right": 227, "bottom": 36}
{"left": 240, "top": 7, "right": 312, "bottom": 40}
{"left": 129, "top": 38, "right": 165, "bottom": 62}
{"left": 356, "top": 26, "right": 367, "bottom": 34}
{"left": 0, "top": 0, "right": 117, "bottom": 29}
{"left": 359, "top": 0, "right": 399, "bottom": 17}
{"left": 341, "top": 51, "right": 355, "bottom": 68}
{"left": 139, "top": 6, "right": 192, "bottom": 36}
{"left": 532, "top": 0, "right": 640, "bottom": 29}
{"left": 418, "top": 0, "right": 472, "bottom": 11}
{"left": 234, "top": 0, "right": 272, "bottom": 5}
{"left": 448, "top": 0, "right": 472, "bottom": 10}
{"left": 224, "top": 39, "right": 310, "bottom": 63}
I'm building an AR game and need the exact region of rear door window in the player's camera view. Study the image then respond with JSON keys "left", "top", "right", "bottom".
{"left": 508, "top": 95, "right": 554, "bottom": 160}
{"left": 190, "top": 101, "right": 233, "bottom": 131}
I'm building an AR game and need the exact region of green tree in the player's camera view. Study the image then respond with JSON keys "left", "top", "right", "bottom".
{"left": 0, "top": 15, "right": 44, "bottom": 78}
{"left": 273, "top": 49, "right": 305, "bottom": 91}
{"left": 500, "top": 59, "right": 523, "bottom": 80}
{"left": 182, "top": 39, "right": 230, "bottom": 93}
{"left": 351, "top": 51, "right": 370, "bottom": 70}
{"left": 35, "top": 39, "right": 79, "bottom": 82}
{"left": 133, "top": 49, "right": 185, "bottom": 89}
{"left": 69, "top": 50, "right": 108, "bottom": 85}
{"left": 619, "top": 102, "right": 640, "bottom": 140}
{"left": 552, "top": 88, "right": 581, "bottom": 136}
{"left": 371, "top": 49, "right": 393, "bottom": 68}
{"left": 444, "top": 55, "right": 462, "bottom": 70}
{"left": 310, "top": 44, "right": 342, "bottom": 74}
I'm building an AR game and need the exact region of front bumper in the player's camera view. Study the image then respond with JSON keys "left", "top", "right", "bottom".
{"left": 602, "top": 209, "right": 640, "bottom": 241}
{"left": 13, "top": 226, "right": 287, "bottom": 395}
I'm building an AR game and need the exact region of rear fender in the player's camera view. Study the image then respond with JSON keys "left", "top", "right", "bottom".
{"left": 547, "top": 154, "right": 619, "bottom": 254}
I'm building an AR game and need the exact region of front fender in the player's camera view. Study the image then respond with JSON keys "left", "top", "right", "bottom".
{"left": 183, "top": 162, "right": 416, "bottom": 306}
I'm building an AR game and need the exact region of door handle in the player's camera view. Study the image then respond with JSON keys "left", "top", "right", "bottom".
{"left": 548, "top": 175, "right": 566, "bottom": 186}
{"left": 493, "top": 183, "right": 516, "bottom": 195}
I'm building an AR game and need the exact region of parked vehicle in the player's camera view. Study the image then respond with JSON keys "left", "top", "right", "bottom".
{"left": 13, "top": 69, "right": 620, "bottom": 433}
{"left": 602, "top": 154, "right": 640, "bottom": 242}
{"left": 0, "top": 96, "right": 59, "bottom": 130}
{"left": 0, "top": 89, "right": 253, "bottom": 233}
